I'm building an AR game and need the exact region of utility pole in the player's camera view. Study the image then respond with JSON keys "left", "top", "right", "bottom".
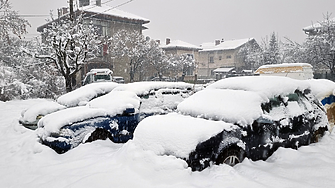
{"left": 69, "top": 0, "right": 74, "bottom": 21}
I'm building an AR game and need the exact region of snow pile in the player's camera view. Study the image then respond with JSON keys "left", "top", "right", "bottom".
{"left": 57, "top": 82, "right": 119, "bottom": 107}
{"left": 113, "top": 81, "right": 193, "bottom": 96}
{"left": 178, "top": 89, "right": 264, "bottom": 126}
{"left": 19, "top": 100, "right": 66, "bottom": 123}
{"left": 133, "top": 113, "right": 237, "bottom": 159}
{"left": 207, "top": 76, "right": 310, "bottom": 99}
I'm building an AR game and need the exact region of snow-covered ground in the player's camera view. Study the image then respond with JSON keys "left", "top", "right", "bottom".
{"left": 1, "top": 99, "right": 335, "bottom": 188}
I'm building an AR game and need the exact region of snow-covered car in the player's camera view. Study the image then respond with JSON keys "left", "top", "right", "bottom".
{"left": 132, "top": 76, "right": 329, "bottom": 171}
{"left": 37, "top": 81, "right": 194, "bottom": 153}
{"left": 82, "top": 68, "right": 113, "bottom": 85}
{"left": 307, "top": 79, "right": 335, "bottom": 131}
{"left": 19, "top": 82, "right": 119, "bottom": 129}
{"left": 112, "top": 76, "right": 125, "bottom": 84}
{"left": 19, "top": 100, "right": 66, "bottom": 130}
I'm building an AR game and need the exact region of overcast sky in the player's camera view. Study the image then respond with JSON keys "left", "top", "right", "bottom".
{"left": 9, "top": 0, "right": 335, "bottom": 46}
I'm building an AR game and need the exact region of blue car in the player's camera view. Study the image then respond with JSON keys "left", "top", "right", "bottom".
{"left": 37, "top": 82, "right": 194, "bottom": 153}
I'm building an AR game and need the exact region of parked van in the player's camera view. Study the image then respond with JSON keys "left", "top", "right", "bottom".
{"left": 82, "top": 69, "right": 113, "bottom": 85}
{"left": 255, "top": 63, "right": 313, "bottom": 80}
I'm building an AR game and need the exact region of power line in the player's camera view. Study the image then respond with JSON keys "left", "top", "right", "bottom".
{"left": 18, "top": 15, "right": 49, "bottom": 18}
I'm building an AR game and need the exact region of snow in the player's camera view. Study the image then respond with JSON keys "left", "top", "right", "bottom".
{"left": 38, "top": 91, "right": 141, "bottom": 136}
{"left": 257, "top": 63, "right": 312, "bottom": 69}
{"left": 88, "top": 90, "right": 141, "bottom": 113}
{"left": 57, "top": 82, "right": 119, "bottom": 107}
{"left": 207, "top": 76, "right": 310, "bottom": 99}
{"left": 200, "top": 38, "right": 255, "bottom": 52}
{"left": 81, "top": 4, "right": 150, "bottom": 23}
{"left": 2, "top": 99, "right": 335, "bottom": 187}
{"left": 178, "top": 89, "right": 264, "bottom": 126}
{"left": 306, "top": 79, "right": 335, "bottom": 100}
{"left": 19, "top": 100, "right": 66, "bottom": 124}
{"left": 133, "top": 113, "right": 237, "bottom": 159}
{"left": 160, "top": 40, "right": 202, "bottom": 50}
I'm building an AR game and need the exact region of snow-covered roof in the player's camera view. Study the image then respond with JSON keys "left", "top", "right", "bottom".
{"left": 200, "top": 38, "right": 255, "bottom": 52}
{"left": 133, "top": 113, "right": 237, "bottom": 159}
{"left": 255, "top": 63, "right": 313, "bottom": 74}
{"left": 80, "top": 4, "right": 150, "bottom": 23}
{"left": 160, "top": 40, "right": 202, "bottom": 50}
{"left": 303, "top": 17, "right": 335, "bottom": 31}
{"left": 57, "top": 82, "right": 119, "bottom": 107}
{"left": 113, "top": 81, "right": 193, "bottom": 96}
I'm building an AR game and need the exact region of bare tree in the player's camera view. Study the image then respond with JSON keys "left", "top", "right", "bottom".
{"left": 0, "top": 0, "right": 30, "bottom": 42}
{"left": 35, "top": 13, "right": 100, "bottom": 92}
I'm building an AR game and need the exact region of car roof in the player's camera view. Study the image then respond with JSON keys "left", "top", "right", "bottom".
{"left": 207, "top": 76, "right": 310, "bottom": 99}
{"left": 178, "top": 89, "right": 265, "bottom": 126}
{"left": 57, "top": 82, "right": 119, "bottom": 107}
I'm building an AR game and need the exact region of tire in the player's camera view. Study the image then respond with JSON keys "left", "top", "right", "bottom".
{"left": 85, "top": 128, "right": 111, "bottom": 143}
{"left": 215, "top": 146, "right": 245, "bottom": 167}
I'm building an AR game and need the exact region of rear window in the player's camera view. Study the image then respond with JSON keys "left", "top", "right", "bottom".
{"left": 94, "top": 74, "right": 111, "bottom": 81}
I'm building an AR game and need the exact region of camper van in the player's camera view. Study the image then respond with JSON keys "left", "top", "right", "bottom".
{"left": 82, "top": 69, "right": 113, "bottom": 85}
{"left": 254, "top": 63, "right": 313, "bottom": 80}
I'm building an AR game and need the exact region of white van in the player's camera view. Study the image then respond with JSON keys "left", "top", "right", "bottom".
{"left": 254, "top": 63, "right": 313, "bottom": 80}
{"left": 82, "top": 69, "right": 113, "bottom": 85}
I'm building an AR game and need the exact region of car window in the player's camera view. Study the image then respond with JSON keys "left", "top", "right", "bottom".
{"left": 94, "top": 74, "right": 111, "bottom": 81}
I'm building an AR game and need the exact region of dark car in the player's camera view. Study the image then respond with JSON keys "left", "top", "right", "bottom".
{"left": 132, "top": 76, "right": 329, "bottom": 171}
{"left": 37, "top": 82, "right": 194, "bottom": 153}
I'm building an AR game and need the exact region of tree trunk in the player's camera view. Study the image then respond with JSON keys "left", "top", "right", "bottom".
{"left": 65, "top": 76, "right": 73, "bottom": 92}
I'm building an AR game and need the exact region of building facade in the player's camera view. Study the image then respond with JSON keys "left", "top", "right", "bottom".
{"left": 160, "top": 39, "right": 202, "bottom": 81}
{"left": 37, "top": 0, "right": 149, "bottom": 84}
{"left": 197, "top": 38, "right": 257, "bottom": 80}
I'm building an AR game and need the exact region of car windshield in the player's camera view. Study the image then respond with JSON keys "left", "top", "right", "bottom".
{"left": 94, "top": 75, "right": 111, "bottom": 81}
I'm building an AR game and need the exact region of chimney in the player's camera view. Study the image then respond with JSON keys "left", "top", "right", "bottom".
{"left": 156, "top": 40, "right": 160, "bottom": 45}
{"left": 58, "top": 7, "right": 68, "bottom": 17}
{"left": 166, "top": 38, "right": 171, "bottom": 45}
{"left": 215, "top": 40, "right": 220, "bottom": 46}
{"left": 62, "top": 7, "right": 68, "bottom": 15}
{"left": 96, "top": 0, "right": 102, "bottom": 6}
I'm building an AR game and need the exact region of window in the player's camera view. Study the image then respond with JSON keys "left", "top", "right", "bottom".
{"left": 226, "top": 55, "right": 232, "bottom": 59}
{"left": 219, "top": 56, "right": 222, "bottom": 60}
{"left": 209, "top": 56, "right": 214, "bottom": 63}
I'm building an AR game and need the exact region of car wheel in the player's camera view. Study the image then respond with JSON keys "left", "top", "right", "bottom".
{"left": 85, "top": 128, "right": 112, "bottom": 143}
{"left": 216, "top": 146, "right": 245, "bottom": 167}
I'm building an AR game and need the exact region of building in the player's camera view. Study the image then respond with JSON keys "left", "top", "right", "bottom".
{"left": 197, "top": 38, "right": 258, "bottom": 80}
{"left": 37, "top": 0, "right": 150, "bottom": 84}
{"left": 160, "top": 39, "right": 202, "bottom": 81}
